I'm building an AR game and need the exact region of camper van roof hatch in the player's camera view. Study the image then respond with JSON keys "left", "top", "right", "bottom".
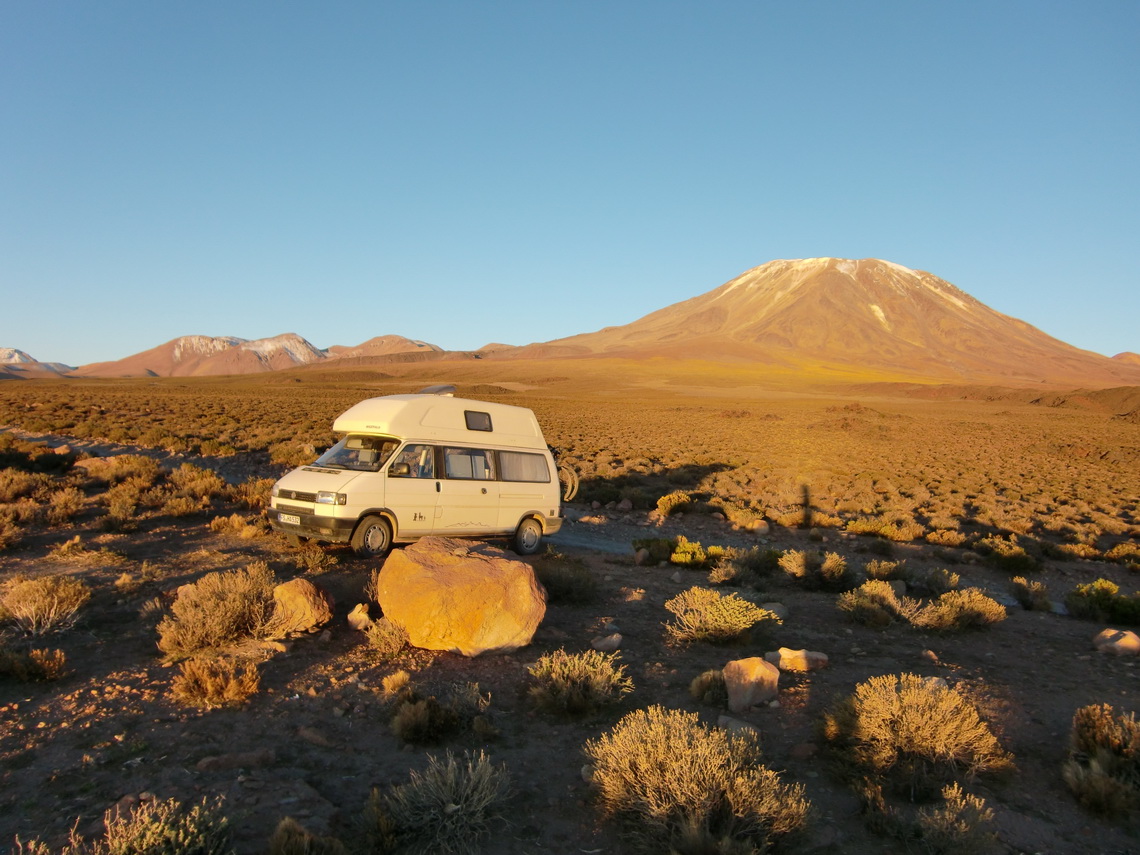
{"left": 416, "top": 384, "right": 456, "bottom": 396}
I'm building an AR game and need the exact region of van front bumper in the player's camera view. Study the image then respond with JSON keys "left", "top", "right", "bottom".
{"left": 268, "top": 507, "right": 355, "bottom": 543}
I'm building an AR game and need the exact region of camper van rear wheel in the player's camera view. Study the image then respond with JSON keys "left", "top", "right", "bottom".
{"left": 513, "top": 517, "right": 543, "bottom": 555}
{"left": 352, "top": 515, "right": 392, "bottom": 558}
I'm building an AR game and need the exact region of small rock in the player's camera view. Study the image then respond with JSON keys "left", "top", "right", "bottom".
{"left": 634, "top": 548, "right": 651, "bottom": 566}
{"left": 716, "top": 715, "right": 759, "bottom": 736}
{"left": 670, "top": 571, "right": 682, "bottom": 583}
{"left": 761, "top": 602, "right": 788, "bottom": 620}
{"left": 591, "top": 633, "right": 622, "bottom": 652}
{"left": 1094, "top": 628, "right": 1140, "bottom": 656}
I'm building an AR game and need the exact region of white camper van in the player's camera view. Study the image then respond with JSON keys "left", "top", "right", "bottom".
{"left": 267, "top": 387, "right": 562, "bottom": 557}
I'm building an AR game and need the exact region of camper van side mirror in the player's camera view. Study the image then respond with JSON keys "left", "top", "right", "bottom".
{"left": 390, "top": 462, "right": 411, "bottom": 477}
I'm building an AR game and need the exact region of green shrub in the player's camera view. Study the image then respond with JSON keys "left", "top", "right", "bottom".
{"left": 1065, "top": 578, "right": 1140, "bottom": 625}
{"left": 1062, "top": 703, "right": 1140, "bottom": 817}
{"left": 583, "top": 705, "right": 810, "bottom": 852}
{"left": 0, "top": 575, "right": 91, "bottom": 635}
{"left": 668, "top": 536, "right": 728, "bottom": 568}
{"left": 663, "top": 586, "right": 780, "bottom": 644}
{"left": 527, "top": 648, "right": 633, "bottom": 717}
{"left": 909, "top": 589, "right": 1007, "bottom": 632}
{"left": 823, "top": 673, "right": 1012, "bottom": 798}
{"left": 656, "top": 490, "right": 694, "bottom": 516}
{"left": 156, "top": 562, "right": 277, "bottom": 657}
{"left": 171, "top": 658, "right": 260, "bottom": 709}
{"left": 364, "top": 750, "right": 510, "bottom": 855}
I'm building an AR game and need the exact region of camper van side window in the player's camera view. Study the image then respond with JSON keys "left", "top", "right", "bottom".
{"left": 498, "top": 451, "right": 551, "bottom": 483}
{"left": 464, "top": 411, "right": 493, "bottom": 432}
{"left": 443, "top": 447, "right": 495, "bottom": 481}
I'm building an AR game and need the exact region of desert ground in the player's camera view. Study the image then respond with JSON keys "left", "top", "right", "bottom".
{"left": 0, "top": 364, "right": 1138, "bottom": 854}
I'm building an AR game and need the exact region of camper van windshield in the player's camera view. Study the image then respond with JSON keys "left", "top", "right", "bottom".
{"left": 314, "top": 435, "right": 397, "bottom": 472}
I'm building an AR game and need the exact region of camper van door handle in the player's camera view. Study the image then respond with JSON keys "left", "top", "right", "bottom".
{"left": 481, "top": 487, "right": 487, "bottom": 494}
{"left": 435, "top": 482, "right": 440, "bottom": 492}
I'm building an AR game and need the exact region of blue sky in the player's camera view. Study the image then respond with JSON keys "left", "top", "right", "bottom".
{"left": 2, "top": 1, "right": 1137, "bottom": 366}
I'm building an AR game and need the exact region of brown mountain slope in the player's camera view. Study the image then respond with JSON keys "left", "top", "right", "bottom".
{"left": 325, "top": 335, "right": 441, "bottom": 360}
{"left": 503, "top": 258, "right": 1140, "bottom": 386}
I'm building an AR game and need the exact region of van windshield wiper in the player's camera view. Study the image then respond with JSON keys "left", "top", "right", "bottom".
{"left": 316, "top": 462, "right": 347, "bottom": 469}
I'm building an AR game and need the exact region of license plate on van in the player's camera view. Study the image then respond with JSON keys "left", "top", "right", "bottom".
{"left": 279, "top": 513, "right": 301, "bottom": 526}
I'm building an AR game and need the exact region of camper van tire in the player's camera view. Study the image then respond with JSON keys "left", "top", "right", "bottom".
{"left": 351, "top": 515, "right": 392, "bottom": 558}
{"left": 513, "top": 517, "right": 544, "bottom": 555}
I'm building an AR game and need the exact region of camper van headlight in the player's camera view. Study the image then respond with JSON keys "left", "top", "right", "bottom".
{"left": 316, "top": 491, "right": 347, "bottom": 505}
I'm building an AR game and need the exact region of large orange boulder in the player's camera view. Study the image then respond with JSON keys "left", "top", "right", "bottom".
{"left": 375, "top": 537, "right": 546, "bottom": 657}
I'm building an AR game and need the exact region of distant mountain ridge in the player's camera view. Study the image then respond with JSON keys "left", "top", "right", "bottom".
{"left": 496, "top": 257, "right": 1140, "bottom": 386}
{"left": 6, "top": 257, "right": 1138, "bottom": 386}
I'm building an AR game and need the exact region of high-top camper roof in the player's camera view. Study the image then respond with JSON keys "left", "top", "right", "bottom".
{"left": 331, "top": 394, "right": 546, "bottom": 446}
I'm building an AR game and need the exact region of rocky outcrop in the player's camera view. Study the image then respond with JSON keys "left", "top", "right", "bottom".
{"left": 374, "top": 537, "right": 546, "bottom": 657}
{"left": 722, "top": 657, "right": 779, "bottom": 713}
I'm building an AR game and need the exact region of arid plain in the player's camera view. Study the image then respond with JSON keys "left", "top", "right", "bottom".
{"left": 1, "top": 355, "right": 1139, "bottom": 854}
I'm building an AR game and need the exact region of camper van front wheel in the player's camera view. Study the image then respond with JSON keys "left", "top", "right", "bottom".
{"left": 352, "top": 515, "right": 392, "bottom": 558}
{"left": 513, "top": 518, "right": 543, "bottom": 555}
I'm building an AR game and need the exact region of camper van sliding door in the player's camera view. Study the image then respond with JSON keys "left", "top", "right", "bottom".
{"left": 436, "top": 446, "right": 501, "bottom": 534}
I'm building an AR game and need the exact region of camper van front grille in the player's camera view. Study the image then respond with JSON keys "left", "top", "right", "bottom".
{"left": 278, "top": 490, "right": 317, "bottom": 503}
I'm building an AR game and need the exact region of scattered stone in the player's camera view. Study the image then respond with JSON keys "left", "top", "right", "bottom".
{"left": 888, "top": 579, "right": 907, "bottom": 597}
{"left": 716, "top": 715, "right": 759, "bottom": 736}
{"left": 268, "top": 579, "right": 334, "bottom": 637}
{"left": 1094, "top": 628, "right": 1140, "bottom": 656}
{"left": 196, "top": 749, "right": 276, "bottom": 771}
{"left": 616, "top": 498, "right": 633, "bottom": 512}
{"left": 581, "top": 764, "right": 595, "bottom": 783}
{"left": 922, "top": 649, "right": 941, "bottom": 664}
{"left": 591, "top": 633, "right": 622, "bottom": 652}
{"left": 296, "top": 726, "right": 335, "bottom": 748}
{"left": 375, "top": 537, "right": 546, "bottom": 657}
{"left": 670, "top": 571, "right": 683, "bottom": 583}
{"left": 761, "top": 602, "right": 788, "bottom": 620}
{"left": 722, "top": 657, "right": 779, "bottom": 713}
{"left": 748, "top": 520, "right": 770, "bottom": 535}
{"left": 344, "top": 601, "right": 371, "bottom": 638}
{"left": 764, "top": 647, "right": 828, "bottom": 672}
{"left": 634, "top": 548, "right": 651, "bottom": 566}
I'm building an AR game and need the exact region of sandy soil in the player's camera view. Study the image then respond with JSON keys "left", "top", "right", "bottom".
{"left": 1, "top": 460, "right": 1139, "bottom": 854}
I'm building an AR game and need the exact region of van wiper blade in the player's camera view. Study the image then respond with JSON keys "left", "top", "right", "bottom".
{"left": 316, "top": 462, "right": 347, "bottom": 469}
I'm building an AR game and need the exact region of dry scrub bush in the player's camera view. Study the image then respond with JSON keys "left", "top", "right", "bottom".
{"left": 366, "top": 617, "right": 407, "bottom": 658}
{"left": 527, "top": 648, "right": 633, "bottom": 717}
{"left": 909, "top": 589, "right": 1007, "bottom": 632}
{"left": 0, "top": 469, "right": 48, "bottom": 503}
{"left": 865, "top": 558, "right": 907, "bottom": 580}
{"left": 156, "top": 562, "right": 277, "bottom": 657}
{"left": 583, "top": 705, "right": 810, "bottom": 852}
{"left": 0, "top": 575, "right": 91, "bottom": 635}
{"left": 823, "top": 673, "right": 1012, "bottom": 798}
{"left": 847, "top": 515, "right": 925, "bottom": 542}
{"left": 233, "top": 477, "right": 274, "bottom": 511}
{"left": 915, "top": 782, "right": 998, "bottom": 854}
{"left": 689, "top": 669, "right": 729, "bottom": 707}
{"left": 1063, "top": 703, "right": 1140, "bottom": 817}
{"left": 170, "top": 463, "right": 227, "bottom": 500}
{"left": 162, "top": 496, "right": 201, "bottom": 517}
{"left": 668, "top": 536, "right": 729, "bottom": 568}
{"left": 15, "top": 795, "right": 234, "bottom": 855}
{"left": 388, "top": 682, "right": 490, "bottom": 745}
{"left": 171, "top": 658, "right": 261, "bottom": 709}
{"left": 47, "top": 486, "right": 85, "bottom": 526}
{"left": 663, "top": 586, "right": 780, "bottom": 644}
{"left": 907, "top": 567, "right": 960, "bottom": 597}
{"left": 838, "top": 580, "right": 908, "bottom": 629}
{"left": 974, "top": 534, "right": 1040, "bottom": 573}
{"left": 267, "top": 818, "right": 346, "bottom": 855}
{"left": 1010, "top": 576, "right": 1051, "bottom": 611}
{"left": 0, "top": 646, "right": 68, "bottom": 681}
{"left": 364, "top": 750, "right": 510, "bottom": 855}
{"left": 926, "top": 529, "right": 968, "bottom": 547}
{"left": 778, "top": 549, "right": 856, "bottom": 591}
{"left": 0, "top": 516, "right": 20, "bottom": 551}
{"left": 532, "top": 550, "right": 598, "bottom": 603}
{"left": 1065, "top": 579, "right": 1140, "bottom": 625}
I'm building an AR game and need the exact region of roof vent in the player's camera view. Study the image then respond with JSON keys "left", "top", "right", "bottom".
{"left": 416, "top": 384, "right": 456, "bottom": 396}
